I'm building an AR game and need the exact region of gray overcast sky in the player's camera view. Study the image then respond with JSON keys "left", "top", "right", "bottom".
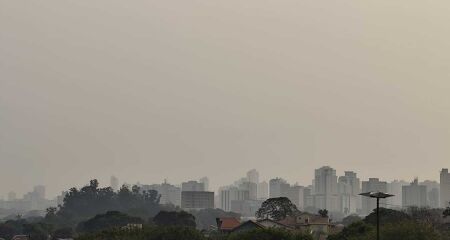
{"left": 1, "top": 1, "right": 450, "bottom": 198}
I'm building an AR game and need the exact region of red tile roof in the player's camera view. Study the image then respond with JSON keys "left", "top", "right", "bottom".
{"left": 217, "top": 218, "right": 241, "bottom": 231}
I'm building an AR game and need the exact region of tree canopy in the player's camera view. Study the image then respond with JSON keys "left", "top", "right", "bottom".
{"left": 76, "top": 211, "right": 144, "bottom": 233}
{"left": 255, "top": 197, "right": 299, "bottom": 221}
{"left": 152, "top": 211, "right": 196, "bottom": 228}
{"left": 46, "top": 179, "right": 162, "bottom": 228}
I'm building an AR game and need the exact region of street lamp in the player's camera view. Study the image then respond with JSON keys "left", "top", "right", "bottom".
{"left": 359, "top": 192, "right": 394, "bottom": 240}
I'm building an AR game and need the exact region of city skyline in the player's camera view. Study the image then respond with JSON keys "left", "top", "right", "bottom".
{"left": 2, "top": 1, "right": 450, "bottom": 201}
{"left": 1, "top": 166, "right": 446, "bottom": 201}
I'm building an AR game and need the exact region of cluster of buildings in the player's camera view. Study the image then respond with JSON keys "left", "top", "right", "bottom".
{"left": 122, "top": 167, "right": 450, "bottom": 218}
{"left": 0, "top": 186, "right": 57, "bottom": 214}
{"left": 2, "top": 167, "right": 449, "bottom": 220}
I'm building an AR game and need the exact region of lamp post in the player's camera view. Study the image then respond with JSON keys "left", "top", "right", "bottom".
{"left": 359, "top": 192, "right": 394, "bottom": 240}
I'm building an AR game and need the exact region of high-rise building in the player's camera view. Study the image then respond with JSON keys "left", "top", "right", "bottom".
{"left": 402, "top": 178, "right": 427, "bottom": 208}
{"left": 199, "top": 177, "right": 210, "bottom": 191}
{"left": 387, "top": 180, "right": 408, "bottom": 209}
{"left": 141, "top": 181, "right": 181, "bottom": 206}
{"left": 110, "top": 176, "right": 119, "bottom": 192}
{"left": 181, "top": 191, "right": 214, "bottom": 210}
{"left": 440, "top": 168, "right": 450, "bottom": 208}
{"left": 338, "top": 171, "right": 361, "bottom": 214}
{"left": 239, "top": 181, "right": 257, "bottom": 200}
{"left": 311, "top": 166, "right": 339, "bottom": 212}
{"left": 257, "top": 181, "right": 269, "bottom": 200}
{"left": 247, "top": 169, "right": 259, "bottom": 184}
{"left": 182, "top": 181, "right": 205, "bottom": 192}
{"left": 33, "top": 185, "right": 46, "bottom": 199}
{"left": 219, "top": 186, "right": 250, "bottom": 211}
{"left": 269, "top": 178, "right": 290, "bottom": 198}
{"left": 362, "top": 178, "right": 387, "bottom": 215}
{"left": 420, "top": 180, "right": 440, "bottom": 208}
{"left": 286, "top": 185, "right": 305, "bottom": 210}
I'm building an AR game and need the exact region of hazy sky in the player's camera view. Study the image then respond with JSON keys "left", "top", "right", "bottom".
{"left": 1, "top": 1, "right": 450, "bottom": 198}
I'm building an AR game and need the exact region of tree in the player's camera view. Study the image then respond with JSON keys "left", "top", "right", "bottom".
{"left": 152, "top": 211, "right": 196, "bottom": 228}
{"left": 256, "top": 197, "right": 299, "bottom": 221}
{"left": 341, "top": 214, "right": 362, "bottom": 226}
{"left": 443, "top": 202, "right": 450, "bottom": 218}
{"left": 47, "top": 179, "right": 162, "bottom": 228}
{"left": 76, "top": 211, "right": 144, "bottom": 233}
{"left": 364, "top": 207, "right": 410, "bottom": 226}
{"left": 52, "top": 227, "right": 73, "bottom": 240}
{"left": 318, "top": 209, "right": 328, "bottom": 218}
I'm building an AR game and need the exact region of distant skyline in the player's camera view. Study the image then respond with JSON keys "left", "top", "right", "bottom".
{"left": 1, "top": 1, "right": 450, "bottom": 198}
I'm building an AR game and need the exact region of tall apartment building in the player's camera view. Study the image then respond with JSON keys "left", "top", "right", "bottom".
{"left": 181, "top": 191, "right": 214, "bottom": 210}
{"left": 219, "top": 186, "right": 250, "bottom": 211}
{"left": 311, "top": 166, "right": 340, "bottom": 212}
{"left": 257, "top": 181, "right": 269, "bottom": 200}
{"left": 239, "top": 181, "right": 257, "bottom": 200}
{"left": 110, "top": 176, "right": 119, "bottom": 192}
{"left": 338, "top": 171, "right": 361, "bottom": 214}
{"left": 387, "top": 180, "right": 408, "bottom": 209}
{"left": 440, "top": 168, "right": 450, "bottom": 208}
{"left": 182, "top": 181, "right": 205, "bottom": 192}
{"left": 269, "top": 178, "right": 290, "bottom": 198}
{"left": 402, "top": 178, "right": 427, "bottom": 207}
{"left": 361, "top": 178, "right": 387, "bottom": 215}
{"left": 420, "top": 180, "right": 440, "bottom": 208}
{"left": 199, "top": 177, "right": 210, "bottom": 191}
{"left": 141, "top": 182, "right": 181, "bottom": 206}
{"left": 247, "top": 169, "right": 259, "bottom": 184}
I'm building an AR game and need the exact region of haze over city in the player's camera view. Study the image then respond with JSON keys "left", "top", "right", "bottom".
{"left": 2, "top": 0, "right": 450, "bottom": 200}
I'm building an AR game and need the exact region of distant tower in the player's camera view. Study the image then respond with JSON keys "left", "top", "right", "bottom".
{"left": 257, "top": 181, "right": 269, "bottom": 200}
{"left": 33, "top": 185, "right": 46, "bottom": 199}
{"left": 110, "top": 176, "right": 119, "bottom": 192}
{"left": 247, "top": 169, "right": 259, "bottom": 184}
{"left": 8, "top": 191, "right": 16, "bottom": 201}
{"left": 440, "top": 169, "right": 450, "bottom": 208}
{"left": 199, "top": 177, "right": 210, "bottom": 191}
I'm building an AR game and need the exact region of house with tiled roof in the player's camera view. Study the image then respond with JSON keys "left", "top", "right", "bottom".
{"left": 216, "top": 217, "right": 241, "bottom": 233}
{"left": 231, "top": 220, "right": 265, "bottom": 233}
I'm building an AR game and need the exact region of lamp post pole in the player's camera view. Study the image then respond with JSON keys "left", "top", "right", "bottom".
{"left": 359, "top": 191, "right": 394, "bottom": 240}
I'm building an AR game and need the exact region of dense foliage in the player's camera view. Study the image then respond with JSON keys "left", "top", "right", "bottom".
{"left": 152, "top": 211, "right": 196, "bottom": 228}
{"left": 45, "top": 179, "right": 163, "bottom": 228}
{"left": 77, "top": 226, "right": 206, "bottom": 240}
{"left": 329, "top": 207, "right": 450, "bottom": 240}
{"left": 77, "top": 211, "right": 144, "bottom": 233}
{"left": 227, "top": 228, "right": 313, "bottom": 240}
{"left": 256, "top": 197, "right": 299, "bottom": 221}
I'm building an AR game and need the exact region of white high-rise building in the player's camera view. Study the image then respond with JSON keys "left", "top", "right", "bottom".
{"left": 338, "top": 171, "right": 361, "bottom": 214}
{"left": 312, "top": 166, "right": 339, "bottom": 212}
{"left": 110, "top": 176, "right": 119, "bottom": 192}
{"left": 182, "top": 181, "right": 205, "bottom": 192}
{"left": 387, "top": 180, "right": 408, "bottom": 209}
{"left": 269, "top": 178, "right": 290, "bottom": 198}
{"left": 247, "top": 169, "right": 259, "bottom": 184}
{"left": 219, "top": 186, "right": 250, "bottom": 211}
{"left": 199, "top": 177, "right": 210, "bottom": 191}
{"left": 362, "top": 178, "right": 387, "bottom": 215}
{"left": 257, "top": 181, "right": 269, "bottom": 200}
{"left": 420, "top": 180, "right": 440, "bottom": 208}
{"left": 239, "top": 181, "right": 257, "bottom": 200}
{"left": 142, "top": 181, "right": 181, "bottom": 206}
{"left": 402, "top": 178, "right": 427, "bottom": 207}
{"left": 440, "top": 168, "right": 450, "bottom": 208}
